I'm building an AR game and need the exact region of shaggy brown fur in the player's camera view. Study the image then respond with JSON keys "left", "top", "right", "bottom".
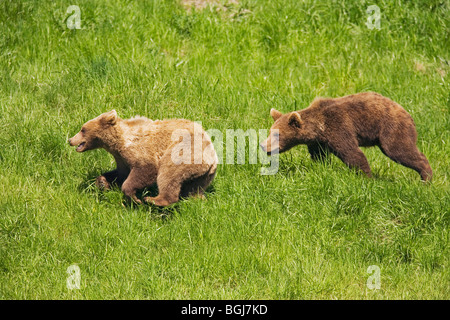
{"left": 260, "top": 92, "right": 432, "bottom": 181}
{"left": 69, "top": 110, "right": 218, "bottom": 206}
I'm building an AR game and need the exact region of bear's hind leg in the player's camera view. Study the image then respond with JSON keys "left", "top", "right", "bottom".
{"left": 180, "top": 166, "right": 217, "bottom": 199}
{"left": 379, "top": 140, "right": 432, "bottom": 181}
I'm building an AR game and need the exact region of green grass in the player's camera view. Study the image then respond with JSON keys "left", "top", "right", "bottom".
{"left": 0, "top": 0, "right": 449, "bottom": 299}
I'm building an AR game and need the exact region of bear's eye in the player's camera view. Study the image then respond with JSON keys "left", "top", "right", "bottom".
{"left": 81, "top": 128, "right": 86, "bottom": 134}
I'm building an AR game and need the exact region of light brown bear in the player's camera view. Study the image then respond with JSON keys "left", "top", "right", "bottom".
{"left": 260, "top": 92, "right": 432, "bottom": 181}
{"left": 69, "top": 110, "right": 218, "bottom": 206}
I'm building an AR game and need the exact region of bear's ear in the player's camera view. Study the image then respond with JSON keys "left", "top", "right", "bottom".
{"left": 270, "top": 108, "right": 282, "bottom": 121}
{"left": 103, "top": 110, "right": 117, "bottom": 125}
{"left": 288, "top": 112, "right": 302, "bottom": 128}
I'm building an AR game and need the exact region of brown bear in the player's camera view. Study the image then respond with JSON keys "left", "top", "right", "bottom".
{"left": 260, "top": 92, "right": 432, "bottom": 181}
{"left": 69, "top": 110, "right": 218, "bottom": 206}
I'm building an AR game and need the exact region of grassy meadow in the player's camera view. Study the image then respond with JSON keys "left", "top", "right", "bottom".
{"left": 0, "top": 0, "right": 449, "bottom": 299}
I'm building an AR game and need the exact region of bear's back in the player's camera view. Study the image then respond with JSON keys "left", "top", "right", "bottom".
{"left": 304, "top": 92, "right": 414, "bottom": 146}
{"left": 309, "top": 92, "right": 411, "bottom": 126}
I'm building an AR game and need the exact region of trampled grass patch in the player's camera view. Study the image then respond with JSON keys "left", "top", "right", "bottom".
{"left": 0, "top": 0, "right": 448, "bottom": 299}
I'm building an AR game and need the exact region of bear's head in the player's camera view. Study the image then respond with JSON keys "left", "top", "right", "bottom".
{"left": 260, "top": 108, "right": 306, "bottom": 155}
{"left": 68, "top": 110, "right": 118, "bottom": 152}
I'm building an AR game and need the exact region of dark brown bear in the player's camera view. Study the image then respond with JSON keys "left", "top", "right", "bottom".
{"left": 260, "top": 92, "right": 432, "bottom": 181}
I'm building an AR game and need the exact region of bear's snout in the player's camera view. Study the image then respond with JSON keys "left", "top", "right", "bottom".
{"left": 260, "top": 142, "right": 277, "bottom": 155}
{"left": 68, "top": 132, "right": 88, "bottom": 152}
{"left": 68, "top": 136, "right": 78, "bottom": 147}
{"left": 259, "top": 142, "right": 266, "bottom": 152}
{"left": 260, "top": 135, "right": 280, "bottom": 155}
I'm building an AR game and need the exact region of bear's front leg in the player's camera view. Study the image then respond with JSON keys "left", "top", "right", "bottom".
{"left": 121, "top": 167, "right": 157, "bottom": 205}
{"left": 95, "top": 169, "right": 120, "bottom": 190}
{"left": 308, "top": 143, "right": 330, "bottom": 162}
